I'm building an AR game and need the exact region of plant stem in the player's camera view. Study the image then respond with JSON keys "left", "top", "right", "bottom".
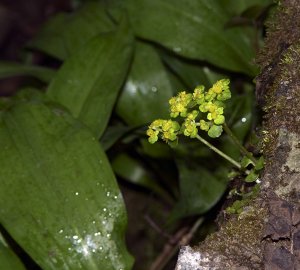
{"left": 195, "top": 134, "right": 241, "bottom": 169}
{"left": 222, "top": 122, "right": 257, "bottom": 165}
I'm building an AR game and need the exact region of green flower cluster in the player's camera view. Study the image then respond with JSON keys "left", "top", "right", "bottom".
{"left": 147, "top": 79, "right": 231, "bottom": 144}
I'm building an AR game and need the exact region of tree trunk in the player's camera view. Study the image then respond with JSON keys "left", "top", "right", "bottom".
{"left": 175, "top": 0, "right": 300, "bottom": 269}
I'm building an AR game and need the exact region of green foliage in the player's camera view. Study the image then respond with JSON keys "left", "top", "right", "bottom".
{"left": 0, "top": 0, "right": 272, "bottom": 269}
{"left": 0, "top": 235, "right": 26, "bottom": 270}
{"left": 47, "top": 18, "right": 134, "bottom": 138}
{"left": 146, "top": 79, "right": 232, "bottom": 144}
{"left": 127, "top": 0, "right": 258, "bottom": 75}
{"left": 171, "top": 160, "right": 227, "bottom": 220}
{"left": 0, "top": 91, "right": 133, "bottom": 270}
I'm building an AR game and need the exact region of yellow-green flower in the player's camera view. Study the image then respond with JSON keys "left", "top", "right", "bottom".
{"left": 207, "top": 107, "right": 224, "bottom": 121}
{"left": 193, "top": 85, "right": 205, "bottom": 104}
{"left": 169, "top": 91, "right": 192, "bottom": 118}
{"left": 161, "top": 120, "right": 180, "bottom": 141}
{"left": 199, "top": 120, "right": 210, "bottom": 131}
{"left": 183, "top": 119, "right": 198, "bottom": 138}
{"left": 147, "top": 119, "right": 180, "bottom": 143}
{"left": 206, "top": 79, "right": 231, "bottom": 102}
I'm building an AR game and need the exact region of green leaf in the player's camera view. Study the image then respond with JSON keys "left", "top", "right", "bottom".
{"left": 100, "top": 123, "right": 132, "bottom": 151}
{"left": 127, "top": 0, "right": 257, "bottom": 75}
{"left": 161, "top": 53, "right": 224, "bottom": 90}
{"left": 27, "top": 2, "right": 116, "bottom": 60}
{"left": 241, "top": 156, "right": 255, "bottom": 169}
{"left": 0, "top": 234, "right": 26, "bottom": 270}
{"left": 219, "top": 0, "right": 273, "bottom": 16}
{"left": 116, "top": 41, "right": 173, "bottom": 126}
{"left": 112, "top": 153, "right": 172, "bottom": 203}
{"left": 245, "top": 170, "right": 259, "bottom": 182}
{"left": 0, "top": 91, "right": 133, "bottom": 270}
{"left": 47, "top": 18, "right": 134, "bottom": 138}
{"left": 255, "top": 156, "right": 265, "bottom": 170}
{"left": 171, "top": 160, "right": 227, "bottom": 219}
{"left": 0, "top": 61, "right": 55, "bottom": 83}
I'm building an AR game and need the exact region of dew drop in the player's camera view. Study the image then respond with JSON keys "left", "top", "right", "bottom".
{"left": 173, "top": 47, "right": 182, "bottom": 52}
{"left": 106, "top": 191, "right": 110, "bottom": 197}
{"left": 75, "top": 192, "right": 79, "bottom": 196}
{"left": 58, "top": 229, "right": 64, "bottom": 234}
{"left": 107, "top": 233, "right": 111, "bottom": 238}
{"left": 73, "top": 235, "right": 79, "bottom": 240}
{"left": 151, "top": 86, "right": 157, "bottom": 92}
{"left": 241, "top": 117, "right": 247, "bottom": 123}
{"left": 103, "top": 208, "right": 107, "bottom": 212}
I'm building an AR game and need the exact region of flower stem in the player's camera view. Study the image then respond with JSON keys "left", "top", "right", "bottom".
{"left": 195, "top": 134, "right": 241, "bottom": 169}
{"left": 222, "top": 122, "right": 257, "bottom": 165}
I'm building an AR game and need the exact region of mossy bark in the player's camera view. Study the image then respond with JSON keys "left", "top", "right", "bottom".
{"left": 176, "top": 0, "right": 300, "bottom": 269}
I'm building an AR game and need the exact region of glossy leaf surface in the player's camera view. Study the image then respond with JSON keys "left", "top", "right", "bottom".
{"left": 27, "top": 2, "right": 116, "bottom": 60}
{"left": 116, "top": 42, "right": 173, "bottom": 126}
{"left": 47, "top": 19, "right": 133, "bottom": 138}
{"left": 127, "top": 0, "right": 257, "bottom": 75}
{"left": 0, "top": 92, "right": 133, "bottom": 270}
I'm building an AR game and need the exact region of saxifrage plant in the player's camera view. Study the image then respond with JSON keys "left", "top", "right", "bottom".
{"left": 0, "top": 0, "right": 273, "bottom": 269}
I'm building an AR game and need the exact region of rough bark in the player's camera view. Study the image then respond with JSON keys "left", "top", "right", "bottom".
{"left": 175, "top": 0, "right": 300, "bottom": 269}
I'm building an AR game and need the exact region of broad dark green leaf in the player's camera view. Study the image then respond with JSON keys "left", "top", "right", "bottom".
{"left": 0, "top": 61, "right": 55, "bottom": 83}
{"left": 0, "top": 92, "right": 133, "bottom": 270}
{"left": 162, "top": 53, "right": 224, "bottom": 90}
{"left": 116, "top": 42, "right": 173, "bottom": 126}
{"left": 112, "top": 153, "right": 172, "bottom": 203}
{"left": 171, "top": 159, "right": 227, "bottom": 219}
{"left": 47, "top": 18, "right": 134, "bottom": 138}
{"left": 127, "top": 0, "right": 257, "bottom": 75}
{"left": 0, "top": 235, "right": 26, "bottom": 270}
{"left": 27, "top": 2, "right": 116, "bottom": 60}
{"left": 219, "top": 0, "right": 273, "bottom": 16}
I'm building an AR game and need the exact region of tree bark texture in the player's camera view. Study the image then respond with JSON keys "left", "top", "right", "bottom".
{"left": 175, "top": 0, "right": 300, "bottom": 269}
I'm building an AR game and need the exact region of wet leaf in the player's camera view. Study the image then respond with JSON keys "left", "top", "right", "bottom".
{"left": 127, "top": 0, "right": 257, "bottom": 75}
{"left": 116, "top": 41, "right": 173, "bottom": 126}
{"left": 0, "top": 91, "right": 133, "bottom": 270}
{"left": 27, "top": 2, "right": 116, "bottom": 60}
{"left": 47, "top": 18, "right": 134, "bottom": 138}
